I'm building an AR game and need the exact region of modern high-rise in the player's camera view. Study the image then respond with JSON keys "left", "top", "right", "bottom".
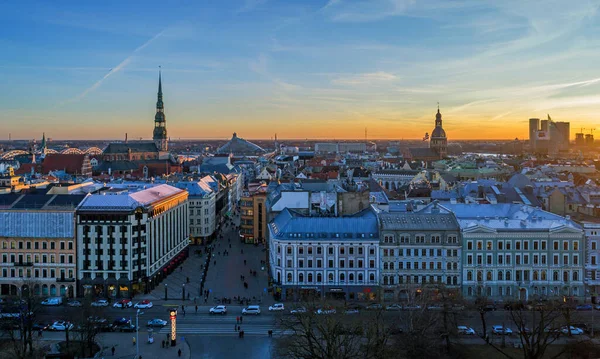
{"left": 554, "top": 122, "right": 570, "bottom": 151}
{"left": 529, "top": 118, "right": 539, "bottom": 150}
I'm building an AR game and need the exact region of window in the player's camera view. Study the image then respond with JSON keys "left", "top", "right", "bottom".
{"left": 542, "top": 241, "right": 547, "bottom": 250}
{"left": 467, "top": 241, "right": 473, "bottom": 250}
{"left": 317, "top": 246, "right": 322, "bottom": 255}
{"left": 477, "top": 241, "right": 482, "bottom": 250}
{"left": 515, "top": 242, "right": 521, "bottom": 250}
{"left": 358, "top": 247, "right": 363, "bottom": 255}
{"left": 574, "top": 242, "right": 579, "bottom": 251}
{"left": 498, "top": 241, "right": 503, "bottom": 250}
{"left": 369, "top": 248, "right": 375, "bottom": 255}
{"left": 467, "top": 255, "right": 473, "bottom": 265}
{"left": 486, "top": 241, "right": 492, "bottom": 250}
{"left": 287, "top": 247, "right": 292, "bottom": 255}
{"left": 299, "top": 247, "right": 304, "bottom": 255}
{"left": 369, "top": 260, "right": 375, "bottom": 268}
{"left": 299, "top": 273, "right": 304, "bottom": 283}
{"left": 298, "top": 260, "right": 305, "bottom": 268}
{"left": 533, "top": 241, "right": 539, "bottom": 250}
{"left": 328, "top": 260, "right": 334, "bottom": 268}
{"left": 487, "top": 255, "right": 492, "bottom": 265}
{"left": 506, "top": 241, "right": 511, "bottom": 250}
{"left": 554, "top": 241, "right": 559, "bottom": 250}
{"left": 328, "top": 247, "right": 334, "bottom": 255}
{"left": 339, "top": 247, "right": 345, "bottom": 255}
{"left": 563, "top": 242, "right": 568, "bottom": 251}
{"left": 349, "top": 247, "right": 354, "bottom": 255}
{"left": 339, "top": 273, "right": 345, "bottom": 282}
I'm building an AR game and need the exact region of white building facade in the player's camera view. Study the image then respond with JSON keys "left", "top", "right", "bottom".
{"left": 76, "top": 184, "right": 189, "bottom": 298}
{"left": 269, "top": 208, "right": 380, "bottom": 302}
{"left": 583, "top": 222, "right": 600, "bottom": 300}
{"left": 175, "top": 177, "right": 217, "bottom": 243}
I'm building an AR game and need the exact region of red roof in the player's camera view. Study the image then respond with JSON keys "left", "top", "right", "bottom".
{"left": 42, "top": 154, "right": 88, "bottom": 175}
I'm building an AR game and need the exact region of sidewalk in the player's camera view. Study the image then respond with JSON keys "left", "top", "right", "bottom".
{"left": 96, "top": 332, "right": 191, "bottom": 359}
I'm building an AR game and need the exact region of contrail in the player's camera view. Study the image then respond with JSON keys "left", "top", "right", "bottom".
{"left": 58, "top": 29, "right": 166, "bottom": 107}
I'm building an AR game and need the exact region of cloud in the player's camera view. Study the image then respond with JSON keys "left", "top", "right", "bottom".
{"left": 248, "top": 53, "right": 269, "bottom": 76}
{"left": 58, "top": 29, "right": 166, "bottom": 107}
{"left": 236, "top": 0, "right": 268, "bottom": 14}
{"left": 331, "top": 71, "right": 398, "bottom": 86}
{"left": 447, "top": 99, "right": 495, "bottom": 113}
{"left": 326, "top": 0, "right": 416, "bottom": 22}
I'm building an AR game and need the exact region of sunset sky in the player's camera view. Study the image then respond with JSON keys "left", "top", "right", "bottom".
{"left": 2, "top": 0, "right": 600, "bottom": 141}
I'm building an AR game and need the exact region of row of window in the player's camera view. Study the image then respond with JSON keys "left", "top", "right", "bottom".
{"left": 465, "top": 269, "right": 582, "bottom": 282}
{"left": 280, "top": 245, "right": 376, "bottom": 256}
{"left": 466, "top": 285, "right": 579, "bottom": 297}
{"left": 383, "top": 235, "right": 459, "bottom": 244}
{"left": 284, "top": 271, "right": 376, "bottom": 283}
{"left": 466, "top": 253, "right": 580, "bottom": 266}
{"left": 382, "top": 248, "right": 459, "bottom": 257}
{"left": 0, "top": 267, "right": 73, "bottom": 279}
{"left": 467, "top": 240, "right": 580, "bottom": 251}
{"left": 382, "top": 261, "right": 459, "bottom": 271}
{"left": 190, "top": 209, "right": 211, "bottom": 216}
{"left": 283, "top": 258, "right": 376, "bottom": 269}
{"left": 382, "top": 275, "right": 458, "bottom": 286}
{"left": 1, "top": 253, "right": 74, "bottom": 264}
{"left": 1, "top": 240, "right": 74, "bottom": 250}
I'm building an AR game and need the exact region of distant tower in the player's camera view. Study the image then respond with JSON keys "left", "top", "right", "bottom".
{"left": 41, "top": 132, "right": 47, "bottom": 155}
{"left": 153, "top": 68, "right": 168, "bottom": 151}
{"left": 429, "top": 105, "right": 447, "bottom": 158}
{"left": 529, "top": 118, "right": 540, "bottom": 151}
{"left": 274, "top": 133, "right": 279, "bottom": 153}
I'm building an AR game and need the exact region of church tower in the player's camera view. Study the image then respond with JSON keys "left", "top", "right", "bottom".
{"left": 153, "top": 69, "right": 168, "bottom": 151}
{"left": 429, "top": 105, "right": 447, "bottom": 158}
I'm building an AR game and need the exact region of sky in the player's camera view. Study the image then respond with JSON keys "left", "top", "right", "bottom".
{"left": 2, "top": 0, "right": 600, "bottom": 141}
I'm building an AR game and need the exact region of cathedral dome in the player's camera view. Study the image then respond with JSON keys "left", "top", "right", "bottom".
{"left": 431, "top": 127, "right": 446, "bottom": 138}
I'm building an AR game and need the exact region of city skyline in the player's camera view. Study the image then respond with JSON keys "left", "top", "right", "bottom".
{"left": 2, "top": 0, "right": 600, "bottom": 140}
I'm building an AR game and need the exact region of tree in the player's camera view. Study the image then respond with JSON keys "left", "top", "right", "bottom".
{"left": 70, "top": 297, "right": 106, "bottom": 358}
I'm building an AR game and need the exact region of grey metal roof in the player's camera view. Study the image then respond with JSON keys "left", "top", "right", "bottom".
{"left": 379, "top": 211, "right": 459, "bottom": 231}
{"left": 270, "top": 208, "right": 378, "bottom": 240}
{"left": 0, "top": 211, "right": 74, "bottom": 238}
{"left": 216, "top": 133, "right": 266, "bottom": 155}
{"left": 103, "top": 142, "right": 159, "bottom": 154}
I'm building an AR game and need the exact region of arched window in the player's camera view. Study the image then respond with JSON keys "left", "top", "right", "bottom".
{"left": 328, "top": 273, "right": 334, "bottom": 282}
{"left": 370, "top": 273, "right": 375, "bottom": 282}
{"left": 358, "top": 273, "right": 363, "bottom": 282}
{"left": 533, "top": 271, "right": 539, "bottom": 281}
{"left": 541, "top": 270, "right": 547, "bottom": 281}
{"left": 317, "top": 273, "right": 322, "bottom": 282}
{"left": 447, "top": 263, "right": 452, "bottom": 270}
{"left": 507, "top": 287, "right": 511, "bottom": 296}
{"left": 506, "top": 271, "right": 511, "bottom": 281}
{"left": 477, "top": 271, "right": 482, "bottom": 281}
{"left": 339, "top": 273, "right": 345, "bottom": 282}
{"left": 287, "top": 273, "right": 292, "bottom": 283}
{"left": 446, "top": 276, "right": 451, "bottom": 285}
{"left": 467, "top": 271, "right": 473, "bottom": 281}
{"left": 383, "top": 276, "right": 389, "bottom": 285}
{"left": 308, "top": 273, "right": 313, "bottom": 283}
{"left": 349, "top": 273, "right": 354, "bottom": 282}
{"left": 573, "top": 271, "right": 578, "bottom": 281}
{"left": 390, "top": 262, "right": 394, "bottom": 270}
{"left": 453, "top": 276, "right": 458, "bottom": 285}
{"left": 486, "top": 271, "right": 492, "bottom": 281}
{"left": 298, "top": 273, "right": 304, "bottom": 283}
{"left": 383, "top": 263, "right": 389, "bottom": 270}
{"left": 453, "top": 263, "right": 458, "bottom": 270}
{"left": 390, "top": 276, "right": 394, "bottom": 285}
{"left": 553, "top": 271, "right": 559, "bottom": 281}
{"left": 467, "top": 287, "right": 473, "bottom": 296}
{"left": 486, "top": 287, "right": 492, "bottom": 296}
{"left": 563, "top": 271, "right": 569, "bottom": 282}
{"left": 498, "top": 271, "right": 503, "bottom": 281}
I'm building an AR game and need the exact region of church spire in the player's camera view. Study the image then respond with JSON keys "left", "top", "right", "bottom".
{"left": 153, "top": 67, "right": 168, "bottom": 151}
{"left": 156, "top": 66, "right": 164, "bottom": 110}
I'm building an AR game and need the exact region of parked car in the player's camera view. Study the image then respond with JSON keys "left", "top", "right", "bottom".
{"left": 290, "top": 307, "right": 307, "bottom": 314}
{"left": 87, "top": 317, "right": 111, "bottom": 331}
{"left": 41, "top": 297, "right": 63, "bottom": 306}
{"left": 147, "top": 318, "right": 167, "bottom": 327}
{"left": 385, "top": 304, "right": 403, "bottom": 311}
{"left": 242, "top": 305, "right": 261, "bottom": 315}
{"left": 457, "top": 326, "right": 476, "bottom": 335}
{"left": 365, "top": 303, "right": 382, "bottom": 310}
{"left": 67, "top": 300, "right": 82, "bottom": 307}
{"left": 112, "top": 318, "right": 135, "bottom": 332}
{"left": 483, "top": 304, "right": 497, "bottom": 312}
{"left": 134, "top": 300, "right": 153, "bottom": 309}
{"left": 403, "top": 304, "right": 422, "bottom": 311}
{"left": 91, "top": 299, "right": 109, "bottom": 307}
{"left": 576, "top": 304, "right": 593, "bottom": 311}
{"left": 492, "top": 325, "right": 512, "bottom": 335}
{"left": 315, "top": 307, "right": 336, "bottom": 315}
{"left": 344, "top": 307, "right": 360, "bottom": 314}
{"left": 561, "top": 326, "right": 584, "bottom": 335}
{"left": 113, "top": 299, "right": 132, "bottom": 308}
{"left": 426, "top": 305, "right": 442, "bottom": 310}
{"left": 32, "top": 323, "right": 50, "bottom": 331}
{"left": 452, "top": 304, "right": 466, "bottom": 311}
{"left": 51, "top": 321, "right": 73, "bottom": 331}
{"left": 209, "top": 305, "right": 227, "bottom": 315}
{"left": 268, "top": 303, "right": 285, "bottom": 312}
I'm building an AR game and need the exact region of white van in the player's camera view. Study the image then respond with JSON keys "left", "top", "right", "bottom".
{"left": 242, "top": 305, "right": 261, "bottom": 315}
{"left": 41, "top": 297, "right": 63, "bottom": 306}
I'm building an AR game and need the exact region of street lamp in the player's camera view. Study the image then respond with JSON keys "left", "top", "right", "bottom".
{"left": 136, "top": 309, "right": 144, "bottom": 359}
{"left": 182, "top": 284, "right": 186, "bottom": 302}
{"left": 164, "top": 284, "right": 168, "bottom": 301}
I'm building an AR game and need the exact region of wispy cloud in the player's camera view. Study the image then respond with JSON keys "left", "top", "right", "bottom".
{"left": 236, "top": 0, "right": 268, "bottom": 14}
{"left": 58, "top": 29, "right": 166, "bottom": 107}
{"left": 331, "top": 71, "right": 398, "bottom": 86}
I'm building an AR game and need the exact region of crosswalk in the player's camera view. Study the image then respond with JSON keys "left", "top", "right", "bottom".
{"left": 156, "top": 323, "right": 291, "bottom": 336}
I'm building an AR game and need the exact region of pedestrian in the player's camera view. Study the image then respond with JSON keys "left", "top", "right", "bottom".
{"left": 241, "top": 330, "right": 245, "bottom": 338}
{"left": 133, "top": 336, "right": 136, "bottom": 346}
{"left": 204, "top": 297, "right": 207, "bottom": 303}
{"left": 214, "top": 260, "right": 216, "bottom": 265}
{"left": 187, "top": 293, "right": 190, "bottom": 300}
{"left": 244, "top": 260, "right": 246, "bottom": 265}
{"left": 240, "top": 316, "right": 243, "bottom": 323}
{"left": 236, "top": 316, "right": 239, "bottom": 324}
{"left": 162, "top": 340, "right": 165, "bottom": 348}
{"left": 229, "top": 244, "right": 232, "bottom": 248}
{"left": 268, "top": 330, "right": 273, "bottom": 337}
{"left": 112, "top": 346, "right": 115, "bottom": 356}
{"left": 178, "top": 349, "right": 182, "bottom": 357}
{"left": 195, "top": 305, "right": 198, "bottom": 314}
{"left": 166, "top": 333, "right": 169, "bottom": 341}
{"left": 235, "top": 323, "right": 238, "bottom": 331}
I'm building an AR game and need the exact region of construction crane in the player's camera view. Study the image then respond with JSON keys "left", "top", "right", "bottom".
{"left": 590, "top": 128, "right": 596, "bottom": 135}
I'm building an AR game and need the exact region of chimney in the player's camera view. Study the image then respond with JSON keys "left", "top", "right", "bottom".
{"left": 125, "top": 133, "right": 128, "bottom": 143}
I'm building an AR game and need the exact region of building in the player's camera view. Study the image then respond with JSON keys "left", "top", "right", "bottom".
{"left": 42, "top": 153, "right": 92, "bottom": 177}
{"left": 406, "top": 107, "right": 448, "bottom": 161}
{"left": 240, "top": 183, "right": 268, "bottom": 244}
{"left": 153, "top": 70, "right": 168, "bottom": 152}
{"left": 76, "top": 184, "right": 189, "bottom": 298}
{"left": 529, "top": 118, "right": 539, "bottom": 150}
{"left": 444, "top": 203, "right": 585, "bottom": 302}
{"left": 174, "top": 177, "right": 217, "bottom": 244}
{"left": 0, "top": 193, "right": 86, "bottom": 298}
{"left": 583, "top": 222, "right": 600, "bottom": 300}
{"left": 268, "top": 208, "right": 380, "bottom": 301}
{"left": 529, "top": 116, "right": 570, "bottom": 154}
{"left": 377, "top": 202, "right": 462, "bottom": 302}
{"left": 314, "top": 142, "right": 367, "bottom": 154}
{"left": 216, "top": 133, "right": 267, "bottom": 156}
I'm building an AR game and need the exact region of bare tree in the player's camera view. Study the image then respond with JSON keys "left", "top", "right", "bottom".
{"left": 70, "top": 297, "right": 106, "bottom": 358}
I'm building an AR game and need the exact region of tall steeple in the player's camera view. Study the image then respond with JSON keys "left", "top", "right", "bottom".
{"left": 41, "top": 133, "right": 47, "bottom": 155}
{"left": 153, "top": 67, "right": 168, "bottom": 151}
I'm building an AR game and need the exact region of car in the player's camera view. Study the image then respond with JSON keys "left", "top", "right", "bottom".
{"left": 452, "top": 304, "right": 466, "bottom": 311}
{"left": 134, "top": 300, "right": 153, "bottom": 309}
{"left": 41, "top": 297, "right": 63, "bottom": 306}
{"left": 492, "top": 325, "right": 512, "bottom": 335}
{"left": 344, "top": 307, "right": 360, "bottom": 314}
{"left": 67, "top": 300, "right": 82, "bottom": 307}
{"left": 365, "top": 303, "right": 383, "bottom": 310}
{"left": 457, "top": 326, "right": 476, "bottom": 335}
{"left": 385, "top": 304, "right": 403, "bottom": 311}
{"left": 403, "top": 304, "right": 422, "bottom": 311}
{"left": 32, "top": 323, "right": 50, "bottom": 331}
{"left": 242, "top": 305, "right": 261, "bottom": 315}
{"left": 427, "top": 305, "right": 443, "bottom": 310}
{"left": 51, "top": 321, "right": 74, "bottom": 331}
{"left": 117, "top": 323, "right": 137, "bottom": 332}
{"left": 268, "top": 303, "right": 285, "bottom": 312}
{"left": 88, "top": 317, "right": 111, "bottom": 332}
{"left": 147, "top": 319, "right": 168, "bottom": 327}
{"left": 91, "top": 299, "right": 109, "bottom": 307}
{"left": 113, "top": 299, "right": 133, "bottom": 308}
{"left": 483, "top": 304, "right": 497, "bottom": 312}
{"left": 315, "top": 307, "right": 336, "bottom": 315}
{"left": 290, "top": 307, "right": 307, "bottom": 314}
{"left": 576, "top": 304, "right": 593, "bottom": 311}
{"left": 112, "top": 318, "right": 136, "bottom": 332}
{"left": 561, "top": 326, "right": 584, "bottom": 335}
{"left": 209, "top": 305, "right": 227, "bottom": 315}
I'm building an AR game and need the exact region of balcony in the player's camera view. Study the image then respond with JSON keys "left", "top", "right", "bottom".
{"left": 14, "top": 262, "right": 33, "bottom": 267}
{"left": 56, "top": 277, "right": 76, "bottom": 283}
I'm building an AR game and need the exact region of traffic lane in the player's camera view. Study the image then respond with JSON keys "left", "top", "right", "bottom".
{"left": 187, "top": 335, "right": 274, "bottom": 359}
